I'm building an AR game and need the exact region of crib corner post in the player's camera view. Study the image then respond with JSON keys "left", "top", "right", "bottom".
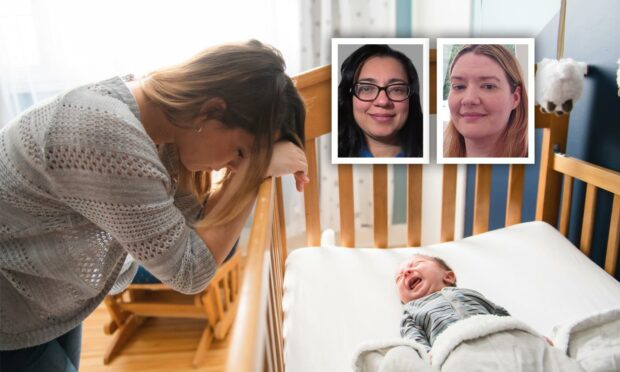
{"left": 535, "top": 112, "right": 569, "bottom": 226}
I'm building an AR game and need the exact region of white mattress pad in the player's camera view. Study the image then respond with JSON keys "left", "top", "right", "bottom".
{"left": 282, "top": 222, "right": 620, "bottom": 372}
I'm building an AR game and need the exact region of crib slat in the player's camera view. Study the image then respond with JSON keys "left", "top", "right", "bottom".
{"left": 266, "top": 241, "right": 278, "bottom": 372}
{"left": 580, "top": 184, "right": 598, "bottom": 256}
{"left": 473, "top": 165, "right": 492, "bottom": 235}
{"left": 303, "top": 138, "right": 321, "bottom": 246}
{"left": 268, "top": 264, "right": 284, "bottom": 372}
{"left": 266, "top": 282, "right": 277, "bottom": 372}
{"left": 275, "top": 178, "right": 288, "bottom": 265}
{"left": 211, "top": 288, "right": 225, "bottom": 320}
{"left": 407, "top": 165, "right": 423, "bottom": 246}
{"left": 222, "top": 277, "right": 231, "bottom": 311}
{"left": 271, "top": 202, "right": 283, "bottom": 319}
{"left": 505, "top": 165, "right": 524, "bottom": 226}
{"left": 373, "top": 165, "right": 388, "bottom": 248}
{"left": 274, "top": 250, "right": 284, "bottom": 371}
{"left": 229, "top": 269, "right": 237, "bottom": 303}
{"left": 275, "top": 179, "right": 287, "bottom": 306}
{"left": 203, "top": 291, "right": 218, "bottom": 325}
{"left": 441, "top": 165, "right": 457, "bottom": 242}
{"left": 559, "top": 175, "right": 574, "bottom": 236}
{"left": 338, "top": 164, "right": 355, "bottom": 247}
{"left": 275, "top": 228, "right": 284, "bottom": 316}
{"left": 605, "top": 194, "right": 620, "bottom": 276}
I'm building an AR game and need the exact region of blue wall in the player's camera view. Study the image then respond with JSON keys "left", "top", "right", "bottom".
{"left": 464, "top": 1, "right": 620, "bottom": 279}
{"left": 559, "top": 0, "right": 620, "bottom": 275}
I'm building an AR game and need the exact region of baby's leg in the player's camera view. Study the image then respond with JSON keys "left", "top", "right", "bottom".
{"left": 379, "top": 345, "right": 433, "bottom": 372}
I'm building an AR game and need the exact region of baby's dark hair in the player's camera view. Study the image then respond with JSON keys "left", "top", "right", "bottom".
{"left": 420, "top": 255, "right": 457, "bottom": 287}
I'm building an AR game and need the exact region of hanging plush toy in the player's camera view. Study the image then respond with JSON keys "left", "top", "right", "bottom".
{"left": 535, "top": 58, "right": 587, "bottom": 115}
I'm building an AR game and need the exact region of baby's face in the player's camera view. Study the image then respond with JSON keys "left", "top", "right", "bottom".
{"left": 395, "top": 255, "right": 454, "bottom": 303}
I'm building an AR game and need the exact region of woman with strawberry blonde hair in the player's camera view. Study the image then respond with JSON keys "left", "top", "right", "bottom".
{"left": 444, "top": 44, "right": 528, "bottom": 158}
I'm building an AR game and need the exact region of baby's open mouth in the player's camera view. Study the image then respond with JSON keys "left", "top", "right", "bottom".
{"left": 407, "top": 277, "right": 421, "bottom": 290}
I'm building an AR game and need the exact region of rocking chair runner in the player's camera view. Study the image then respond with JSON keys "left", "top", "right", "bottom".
{"left": 102, "top": 249, "right": 242, "bottom": 367}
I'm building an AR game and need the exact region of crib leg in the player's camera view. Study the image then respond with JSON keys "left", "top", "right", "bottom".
{"left": 192, "top": 326, "right": 214, "bottom": 368}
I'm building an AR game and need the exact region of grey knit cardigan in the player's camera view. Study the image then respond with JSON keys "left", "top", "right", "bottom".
{"left": 0, "top": 77, "right": 217, "bottom": 350}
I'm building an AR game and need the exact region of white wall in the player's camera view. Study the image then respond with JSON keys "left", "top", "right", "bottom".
{"left": 471, "top": 0, "right": 560, "bottom": 37}
{"left": 413, "top": 0, "right": 472, "bottom": 47}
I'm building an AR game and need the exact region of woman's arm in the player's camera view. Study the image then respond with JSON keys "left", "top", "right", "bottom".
{"left": 195, "top": 183, "right": 255, "bottom": 264}
{"left": 196, "top": 141, "right": 308, "bottom": 264}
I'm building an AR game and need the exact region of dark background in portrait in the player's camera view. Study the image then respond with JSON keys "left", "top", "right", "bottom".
{"left": 462, "top": 0, "right": 620, "bottom": 280}
{"left": 337, "top": 43, "right": 425, "bottom": 110}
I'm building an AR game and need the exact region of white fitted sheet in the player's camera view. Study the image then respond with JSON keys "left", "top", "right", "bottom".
{"left": 282, "top": 222, "right": 620, "bottom": 372}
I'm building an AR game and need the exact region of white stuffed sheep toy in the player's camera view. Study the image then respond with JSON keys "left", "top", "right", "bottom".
{"left": 536, "top": 58, "right": 587, "bottom": 115}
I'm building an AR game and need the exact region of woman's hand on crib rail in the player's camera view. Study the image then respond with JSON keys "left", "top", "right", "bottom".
{"left": 266, "top": 141, "right": 309, "bottom": 192}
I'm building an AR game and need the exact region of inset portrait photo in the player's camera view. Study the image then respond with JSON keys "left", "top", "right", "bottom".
{"left": 332, "top": 38, "right": 429, "bottom": 164}
{"left": 437, "top": 39, "right": 535, "bottom": 164}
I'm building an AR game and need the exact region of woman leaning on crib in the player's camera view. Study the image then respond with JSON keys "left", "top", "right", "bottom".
{"left": 338, "top": 44, "right": 423, "bottom": 158}
{"left": 0, "top": 40, "right": 308, "bottom": 371}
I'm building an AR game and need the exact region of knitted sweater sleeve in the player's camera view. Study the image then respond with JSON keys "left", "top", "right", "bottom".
{"left": 43, "top": 98, "right": 216, "bottom": 294}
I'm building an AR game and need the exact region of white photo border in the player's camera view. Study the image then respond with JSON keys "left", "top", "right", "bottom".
{"left": 331, "top": 38, "right": 430, "bottom": 165}
{"left": 436, "top": 38, "right": 535, "bottom": 165}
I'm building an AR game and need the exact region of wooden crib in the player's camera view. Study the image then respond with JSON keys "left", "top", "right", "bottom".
{"left": 226, "top": 51, "right": 620, "bottom": 371}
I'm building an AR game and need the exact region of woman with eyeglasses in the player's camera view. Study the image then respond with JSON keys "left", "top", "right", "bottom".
{"left": 0, "top": 40, "right": 307, "bottom": 371}
{"left": 338, "top": 44, "right": 423, "bottom": 158}
{"left": 444, "top": 44, "right": 528, "bottom": 158}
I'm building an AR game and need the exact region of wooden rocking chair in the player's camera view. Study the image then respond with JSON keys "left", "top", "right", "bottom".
{"left": 102, "top": 250, "right": 242, "bottom": 367}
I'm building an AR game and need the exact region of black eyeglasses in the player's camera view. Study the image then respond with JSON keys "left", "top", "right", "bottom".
{"left": 351, "top": 82, "right": 412, "bottom": 102}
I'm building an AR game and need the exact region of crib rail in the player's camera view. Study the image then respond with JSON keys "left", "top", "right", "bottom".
{"left": 227, "top": 179, "right": 277, "bottom": 372}
{"left": 553, "top": 154, "right": 620, "bottom": 275}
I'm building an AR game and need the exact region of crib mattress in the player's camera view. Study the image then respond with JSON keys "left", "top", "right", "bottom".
{"left": 282, "top": 221, "right": 620, "bottom": 372}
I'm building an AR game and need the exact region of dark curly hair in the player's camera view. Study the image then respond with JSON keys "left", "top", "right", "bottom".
{"left": 338, "top": 44, "right": 423, "bottom": 157}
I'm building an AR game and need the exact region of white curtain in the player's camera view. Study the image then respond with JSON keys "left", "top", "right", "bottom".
{"left": 0, "top": 0, "right": 302, "bottom": 126}
{"left": 0, "top": 0, "right": 307, "bottom": 252}
{"left": 284, "top": 0, "right": 398, "bottom": 248}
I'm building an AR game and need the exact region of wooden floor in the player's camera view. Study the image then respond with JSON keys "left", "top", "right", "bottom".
{"left": 80, "top": 304, "right": 229, "bottom": 371}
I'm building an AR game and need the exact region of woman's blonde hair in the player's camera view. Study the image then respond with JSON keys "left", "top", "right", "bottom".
{"left": 142, "top": 40, "right": 305, "bottom": 228}
{"left": 444, "top": 44, "right": 528, "bottom": 158}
